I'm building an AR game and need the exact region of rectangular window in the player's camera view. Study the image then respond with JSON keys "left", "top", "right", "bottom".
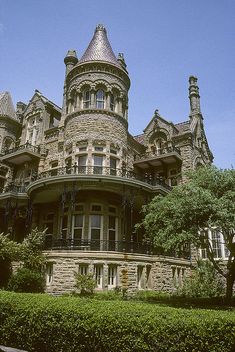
{"left": 93, "top": 155, "right": 103, "bottom": 174}
{"left": 43, "top": 213, "right": 54, "bottom": 234}
{"left": 110, "top": 148, "right": 117, "bottom": 155}
{"left": 110, "top": 157, "right": 117, "bottom": 176}
{"left": 79, "top": 146, "right": 87, "bottom": 152}
{"left": 108, "top": 265, "right": 117, "bottom": 288}
{"left": 137, "top": 266, "right": 144, "bottom": 289}
{"left": 50, "top": 161, "right": 58, "bottom": 176}
{"left": 95, "top": 265, "right": 103, "bottom": 289}
{"left": 77, "top": 155, "right": 87, "bottom": 173}
{"left": 83, "top": 91, "right": 90, "bottom": 108}
{"left": 46, "top": 263, "right": 53, "bottom": 284}
{"left": 75, "top": 204, "right": 84, "bottom": 212}
{"left": 211, "top": 230, "right": 222, "bottom": 258}
{"left": 79, "top": 264, "right": 88, "bottom": 276}
{"left": 108, "top": 215, "right": 116, "bottom": 251}
{"left": 60, "top": 215, "right": 68, "bottom": 238}
{"left": 94, "top": 146, "right": 104, "bottom": 152}
{"left": 90, "top": 215, "right": 102, "bottom": 250}
{"left": 72, "top": 214, "right": 84, "bottom": 241}
{"left": 91, "top": 204, "right": 102, "bottom": 212}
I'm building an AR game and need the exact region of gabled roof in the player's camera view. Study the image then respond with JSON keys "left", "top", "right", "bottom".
{"left": 0, "top": 91, "right": 17, "bottom": 119}
{"left": 80, "top": 24, "right": 122, "bottom": 68}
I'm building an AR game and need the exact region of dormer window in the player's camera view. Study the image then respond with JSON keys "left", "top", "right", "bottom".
{"left": 96, "top": 90, "right": 105, "bottom": 109}
{"left": 83, "top": 90, "right": 91, "bottom": 108}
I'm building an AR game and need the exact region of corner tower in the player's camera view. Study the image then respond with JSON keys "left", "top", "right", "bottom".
{"left": 62, "top": 25, "right": 130, "bottom": 165}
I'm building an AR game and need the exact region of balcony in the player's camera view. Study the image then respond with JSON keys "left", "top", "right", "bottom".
{"left": 29, "top": 165, "right": 172, "bottom": 192}
{"left": 0, "top": 142, "right": 41, "bottom": 165}
{"left": 44, "top": 237, "right": 190, "bottom": 259}
{"left": 134, "top": 146, "right": 182, "bottom": 169}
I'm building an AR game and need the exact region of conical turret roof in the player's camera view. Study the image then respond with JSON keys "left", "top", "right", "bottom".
{"left": 80, "top": 24, "right": 122, "bottom": 68}
{"left": 0, "top": 91, "right": 17, "bottom": 119}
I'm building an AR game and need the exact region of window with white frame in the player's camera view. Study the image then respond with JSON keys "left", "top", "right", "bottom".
{"left": 96, "top": 89, "right": 105, "bottom": 109}
{"left": 90, "top": 214, "right": 102, "bottom": 241}
{"left": 108, "top": 265, "right": 117, "bottom": 288}
{"left": 200, "top": 229, "right": 228, "bottom": 260}
{"left": 46, "top": 263, "right": 53, "bottom": 284}
{"left": 79, "top": 264, "right": 88, "bottom": 276}
{"left": 211, "top": 230, "right": 222, "bottom": 258}
{"left": 77, "top": 155, "right": 87, "bottom": 173}
{"left": 93, "top": 155, "right": 104, "bottom": 174}
{"left": 108, "top": 215, "right": 117, "bottom": 251}
{"left": 60, "top": 208, "right": 68, "bottom": 239}
{"left": 72, "top": 214, "right": 84, "bottom": 241}
{"left": 137, "top": 266, "right": 144, "bottom": 289}
{"left": 95, "top": 264, "right": 103, "bottom": 289}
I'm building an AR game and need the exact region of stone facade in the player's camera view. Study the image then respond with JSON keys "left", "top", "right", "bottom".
{"left": 0, "top": 25, "right": 213, "bottom": 294}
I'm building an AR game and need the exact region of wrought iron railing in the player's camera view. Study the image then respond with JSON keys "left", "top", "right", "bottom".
{"left": 32, "top": 166, "right": 172, "bottom": 190}
{"left": 134, "top": 146, "right": 181, "bottom": 162}
{"left": 1, "top": 142, "right": 40, "bottom": 156}
{"left": 0, "top": 183, "right": 27, "bottom": 194}
{"left": 44, "top": 237, "right": 190, "bottom": 259}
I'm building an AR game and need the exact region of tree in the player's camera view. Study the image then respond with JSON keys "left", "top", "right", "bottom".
{"left": 0, "top": 228, "right": 46, "bottom": 290}
{"left": 0, "top": 233, "right": 21, "bottom": 288}
{"left": 138, "top": 166, "right": 235, "bottom": 302}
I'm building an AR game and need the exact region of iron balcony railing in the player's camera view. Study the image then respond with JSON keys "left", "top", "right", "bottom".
{"left": 134, "top": 146, "right": 181, "bottom": 162}
{"left": 1, "top": 142, "right": 40, "bottom": 156}
{"left": 32, "top": 166, "right": 172, "bottom": 190}
{"left": 0, "top": 166, "right": 172, "bottom": 195}
{"left": 44, "top": 237, "right": 190, "bottom": 259}
{"left": 0, "top": 183, "right": 27, "bottom": 194}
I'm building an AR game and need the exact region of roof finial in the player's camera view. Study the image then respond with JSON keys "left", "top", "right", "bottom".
{"left": 95, "top": 24, "right": 106, "bottom": 33}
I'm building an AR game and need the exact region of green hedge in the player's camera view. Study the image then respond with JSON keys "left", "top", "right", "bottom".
{"left": 0, "top": 291, "right": 235, "bottom": 352}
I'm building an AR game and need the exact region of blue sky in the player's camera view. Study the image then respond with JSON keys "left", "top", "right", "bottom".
{"left": 0, "top": 0, "right": 234, "bottom": 168}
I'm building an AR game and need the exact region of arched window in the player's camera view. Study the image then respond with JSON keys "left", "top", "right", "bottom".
{"left": 110, "top": 94, "right": 115, "bottom": 111}
{"left": 83, "top": 90, "right": 91, "bottom": 108}
{"left": 96, "top": 90, "right": 105, "bottom": 109}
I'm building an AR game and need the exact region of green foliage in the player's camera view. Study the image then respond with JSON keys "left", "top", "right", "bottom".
{"left": 177, "top": 260, "right": 225, "bottom": 298}
{"left": 0, "top": 233, "right": 21, "bottom": 261}
{"left": 74, "top": 273, "right": 96, "bottom": 295}
{"left": 0, "top": 291, "right": 235, "bottom": 352}
{"left": 0, "top": 234, "right": 21, "bottom": 289}
{"left": 0, "top": 229, "right": 46, "bottom": 291}
{"left": 138, "top": 166, "right": 235, "bottom": 301}
{"left": 7, "top": 267, "right": 45, "bottom": 293}
{"left": 21, "top": 228, "right": 46, "bottom": 271}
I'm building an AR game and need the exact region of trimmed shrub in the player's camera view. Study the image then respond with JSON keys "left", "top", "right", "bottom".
{"left": 0, "top": 291, "right": 235, "bottom": 352}
{"left": 7, "top": 268, "right": 45, "bottom": 293}
{"left": 74, "top": 273, "right": 96, "bottom": 296}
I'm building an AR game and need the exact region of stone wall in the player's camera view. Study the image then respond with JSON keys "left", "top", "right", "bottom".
{"left": 44, "top": 251, "right": 191, "bottom": 295}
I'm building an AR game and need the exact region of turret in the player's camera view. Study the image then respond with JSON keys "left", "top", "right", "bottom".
{"left": 64, "top": 50, "right": 78, "bottom": 76}
{"left": 189, "top": 76, "right": 201, "bottom": 115}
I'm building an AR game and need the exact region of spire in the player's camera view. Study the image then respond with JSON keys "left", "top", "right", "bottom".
{"left": 0, "top": 91, "right": 17, "bottom": 119}
{"left": 189, "top": 76, "right": 201, "bottom": 114}
{"left": 80, "top": 24, "right": 122, "bottom": 68}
